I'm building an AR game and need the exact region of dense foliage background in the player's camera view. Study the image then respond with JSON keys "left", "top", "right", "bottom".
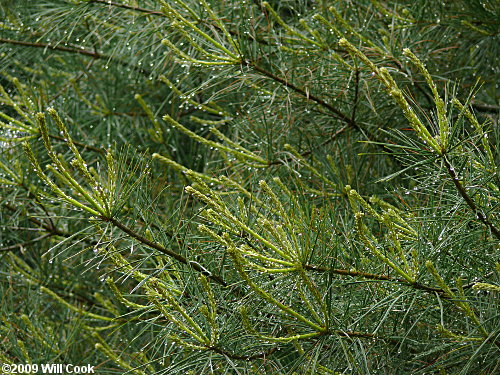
{"left": 0, "top": 0, "right": 498, "bottom": 374}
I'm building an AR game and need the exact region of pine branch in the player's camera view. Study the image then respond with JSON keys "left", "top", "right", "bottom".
{"left": 247, "top": 61, "right": 400, "bottom": 162}
{"left": 104, "top": 216, "right": 229, "bottom": 287}
{"left": 304, "top": 264, "right": 449, "bottom": 297}
{"left": 247, "top": 61, "right": 354, "bottom": 126}
{"left": 0, "top": 233, "right": 52, "bottom": 252}
{"left": 0, "top": 38, "right": 101, "bottom": 58}
{"left": 49, "top": 133, "right": 105, "bottom": 155}
{"left": 87, "top": 0, "right": 164, "bottom": 16}
{"left": 2, "top": 202, "right": 68, "bottom": 238}
{"left": 443, "top": 156, "right": 500, "bottom": 239}
{"left": 351, "top": 69, "right": 360, "bottom": 122}
{"left": 267, "top": 124, "right": 350, "bottom": 165}
{"left": 0, "top": 38, "right": 151, "bottom": 75}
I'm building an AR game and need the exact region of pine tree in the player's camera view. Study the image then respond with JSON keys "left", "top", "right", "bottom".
{"left": 0, "top": 1, "right": 498, "bottom": 374}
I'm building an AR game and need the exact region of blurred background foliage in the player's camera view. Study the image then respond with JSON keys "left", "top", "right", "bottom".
{"left": 0, "top": 0, "right": 498, "bottom": 374}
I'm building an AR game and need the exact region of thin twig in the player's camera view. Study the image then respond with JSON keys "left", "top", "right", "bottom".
{"left": 49, "top": 133, "right": 105, "bottom": 155}
{"left": 2, "top": 202, "right": 68, "bottom": 237}
{"left": 87, "top": 0, "right": 164, "bottom": 15}
{"left": 0, "top": 38, "right": 101, "bottom": 58}
{"left": 0, "top": 233, "right": 53, "bottom": 252}
{"left": 267, "top": 124, "right": 350, "bottom": 165}
{"left": 443, "top": 156, "right": 499, "bottom": 239}
{"left": 352, "top": 69, "right": 360, "bottom": 122}
{"left": 248, "top": 61, "right": 354, "bottom": 126}
{"left": 209, "top": 346, "right": 277, "bottom": 360}
{"left": 304, "top": 264, "right": 450, "bottom": 297}
{"left": 0, "top": 38, "right": 151, "bottom": 76}
{"left": 104, "top": 216, "right": 229, "bottom": 287}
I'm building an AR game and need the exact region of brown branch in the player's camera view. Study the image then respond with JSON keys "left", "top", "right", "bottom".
{"left": 0, "top": 233, "right": 53, "bottom": 252}
{"left": 87, "top": 0, "right": 164, "bottom": 16}
{"left": 3, "top": 195, "right": 230, "bottom": 289}
{"left": 267, "top": 69, "right": 360, "bottom": 165}
{"left": 470, "top": 101, "right": 499, "bottom": 113}
{"left": 247, "top": 62, "right": 362, "bottom": 165}
{"left": 209, "top": 346, "right": 278, "bottom": 360}
{"left": 0, "top": 38, "right": 101, "bottom": 58}
{"left": 48, "top": 133, "right": 105, "bottom": 155}
{"left": 0, "top": 38, "right": 151, "bottom": 76}
{"left": 87, "top": 0, "right": 275, "bottom": 48}
{"left": 208, "top": 328, "right": 379, "bottom": 360}
{"left": 248, "top": 61, "right": 354, "bottom": 126}
{"left": 2, "top": 202, "right": 68, "bottom": 237}
{"left": 443, "top": 156, "right": 500, "bottom": 239}
{"left": 268, "top": 124, "right": 350, "bottom": 166}
{"left": 304, "top": 264, "right": 448, "bottom": 297}
{"left": 248, "top": 62, "right": 400, "bottom": 166}
{"left": 352, "top": 69, "right": 360, "bottom": 122}
{"left": 104, "top": 216, "right": 229, "bottom": 287}
{"left": 50, "top": 59, "right": 96, "bottom": 102}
